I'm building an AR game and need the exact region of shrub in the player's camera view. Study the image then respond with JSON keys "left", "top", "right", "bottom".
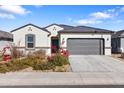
{"left": 11, "top": 46, "right": 24, "bottom": 58}
{"left": 33, "top": 60, "right": 55, "bottom": 70}
{"left": 60, "top": 49, "right": 69, "bottom": 57}
{"left": 48, "top": 53, "right": 69, "bottom": 66}
{"left": 47, "top": 55, "right": 54, "bottom": 62}
{"left": 0, "top": 64, "right": 9, "bottom": 73}
{"left": 4, "top": 59, "right": 29, "bottom": 71}
{"left": 0, "top": 49, "right": 69, "bottom": 73}
{"left": 0, "top": 54, "right": 3, "bottom": 61}
{"left": 27, "top": 49, "right": 46, "bottom": 60}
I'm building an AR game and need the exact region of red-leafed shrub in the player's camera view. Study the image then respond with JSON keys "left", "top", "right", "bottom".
{"left": 60, "top": 49, "right": 69, "bottom": 57}
{"left": 47, "top": 55, "right": 54, "bottom": 62}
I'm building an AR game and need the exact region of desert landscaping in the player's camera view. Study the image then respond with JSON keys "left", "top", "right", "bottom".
{"left": 0, "top": 47, "right": 71, "bottom": 73}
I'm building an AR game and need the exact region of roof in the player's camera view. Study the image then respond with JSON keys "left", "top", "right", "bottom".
{"left": 116, "top": 30, "right": 124, "bottom": 35}
{"left": 0, "top": 30, "right": 13, "bottom": 40}
{"left": 11, "top": 23, "right": 50, "bottom": 33}
{"left": 45, "top": 23, "right": 113, "bottom": 34}
{"left": 112, "top": 30, "right": 124, "bottom": 38}
{"left": 58, "top": 24, "right": 74, "bottom": 30}
{"left": 59, "top": 26, "right": 113, "bottom": 34}
{"left": 44, "top": 23, "right": 74, "bottom": 30}
{"left": 11, "top": 23, "right": 113, "bottom": 35}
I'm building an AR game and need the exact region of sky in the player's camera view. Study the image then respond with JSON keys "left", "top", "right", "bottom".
{"left": 0, "top": 5, "right": 124, "bottom": 32}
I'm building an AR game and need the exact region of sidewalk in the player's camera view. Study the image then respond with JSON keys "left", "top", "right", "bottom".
{"left": 0, "top": 72, "right": 124, "bottom": 87}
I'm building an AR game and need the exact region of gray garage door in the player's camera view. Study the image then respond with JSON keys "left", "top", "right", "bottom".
{"left": 67, "top": 38, "right": 104, "bottom": 55}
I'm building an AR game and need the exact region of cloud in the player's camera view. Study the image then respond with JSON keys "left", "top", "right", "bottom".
{"left": 75, "top": 12, "right": 111, "bottom": 25}
{"left": 105, "top": 6, "right": 124, "bottom": 16}
{"left": 107, "top": 8, "right": 116, "bottom": 12}
{"left": 90, "top": 12, "right": 112, "bottom": 19}
{"left": 0, "top": 13, "right": 15, "bottom": 19}
{"left": 75, "top": 7, "right": 120, "bottom": 25}
{"left": 0, "top": 5, "right": 31, "bottom": 19}
{"left": 33, "top": 5, "right": 43, "bottom": 8}
{"left": 77, "top": 18, "right": 102, "bottom": 25}
{"left": 0, "top": 5, "right": 31, "bottom": 15}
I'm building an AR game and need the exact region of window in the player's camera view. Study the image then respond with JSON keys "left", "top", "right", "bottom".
{"left": 26, "top": 34, "right": 35, "bottom": 48}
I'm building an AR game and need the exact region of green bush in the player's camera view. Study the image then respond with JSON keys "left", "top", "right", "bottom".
{"left": 50, "top": 53, "right": 69, "bottom": 66}
{"left": 33, "top": 61, "right": 55, "bottom": 70}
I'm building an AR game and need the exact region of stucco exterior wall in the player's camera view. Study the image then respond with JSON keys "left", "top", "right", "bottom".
{"left": 11, "top": 25, "right": 51, "bottom": 55}
{"left": 60, "top": 33, "right": 111, "bottom": 55}
{"left": 11, "top": 24, "right": 112, "bottom": 55}
{"left": 45, "top": 25, "right": 64, "bottom": 55}
{"left": 46, "top": 25, "right": 63, "bottom": 36}
{"left": 121, "top": 38, "right": 124, "bottom": 52}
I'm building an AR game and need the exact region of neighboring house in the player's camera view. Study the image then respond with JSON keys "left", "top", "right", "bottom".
{"left": 11, "top": 23, "right": 113, "bottom": 55}
{"left": 0, "top": 30, "right": 13, "bottom": 51}
{"left": 112, "top": 30, "right": 124, "bottom": 53}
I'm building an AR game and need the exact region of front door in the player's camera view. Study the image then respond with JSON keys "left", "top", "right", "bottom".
{"left": 51, "top": 37, "right": 59, "bottom": 53}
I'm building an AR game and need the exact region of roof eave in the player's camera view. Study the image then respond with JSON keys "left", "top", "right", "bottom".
{"left": 58, "top": 31, "right": 114, "bottom": 34}
{"left": 11, "top": 23, "right": 50, "bottom": 34}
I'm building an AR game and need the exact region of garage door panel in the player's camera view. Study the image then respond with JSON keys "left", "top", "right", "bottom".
{"left": 69, "top": 50, "right": 100, "bottom": 54}
{"left": 67, "top": 38, "right": 104, "bottom": 55}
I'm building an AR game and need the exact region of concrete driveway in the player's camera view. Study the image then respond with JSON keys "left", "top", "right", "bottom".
{"left": 69, "top": 55, "right": 124, "bottom": 72}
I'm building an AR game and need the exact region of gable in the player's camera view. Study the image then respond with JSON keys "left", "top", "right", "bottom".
{"left": 11, "top": 24, "right": 50, "bottom": 47}
{"left": 46, "top": 24, "right": 64, "bottom": 31}
{"left": 11, "top": 24, "right": 50, "bottom": 34}
{"left": 45, "top": 24, "right": 63, "bottom": 36}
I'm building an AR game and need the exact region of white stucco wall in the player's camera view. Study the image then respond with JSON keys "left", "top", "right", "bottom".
{"left": 120, "top": 32, "right": 124, "bottom": 53}
{"left": 11, "top": 24, "right": 112, "bottom": 56}
{"left": 46, "top": 25, "right": 63, "bottom": 36}
{"left": 60, "top": 33, "right": 111, "bottom": 55}
{"left": 11, "top": 25, "right": 51, "bottom": 55}
{"left": 45, "top": 25, "right": 64, "bottom": 55}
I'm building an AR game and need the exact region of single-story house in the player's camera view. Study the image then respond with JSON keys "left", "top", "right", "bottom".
{"left": 0, "top": 30, "right": 13, "bottom": 51}
{"left": 11, "top": 23, "right": 113, "bottom": 55}
{"left": 112, "top": 30, "right": 124, "bottom": 53}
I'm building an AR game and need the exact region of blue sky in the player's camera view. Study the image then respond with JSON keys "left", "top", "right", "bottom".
{"left": 0, "top": 5, "right": 124, "bottom": 32}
